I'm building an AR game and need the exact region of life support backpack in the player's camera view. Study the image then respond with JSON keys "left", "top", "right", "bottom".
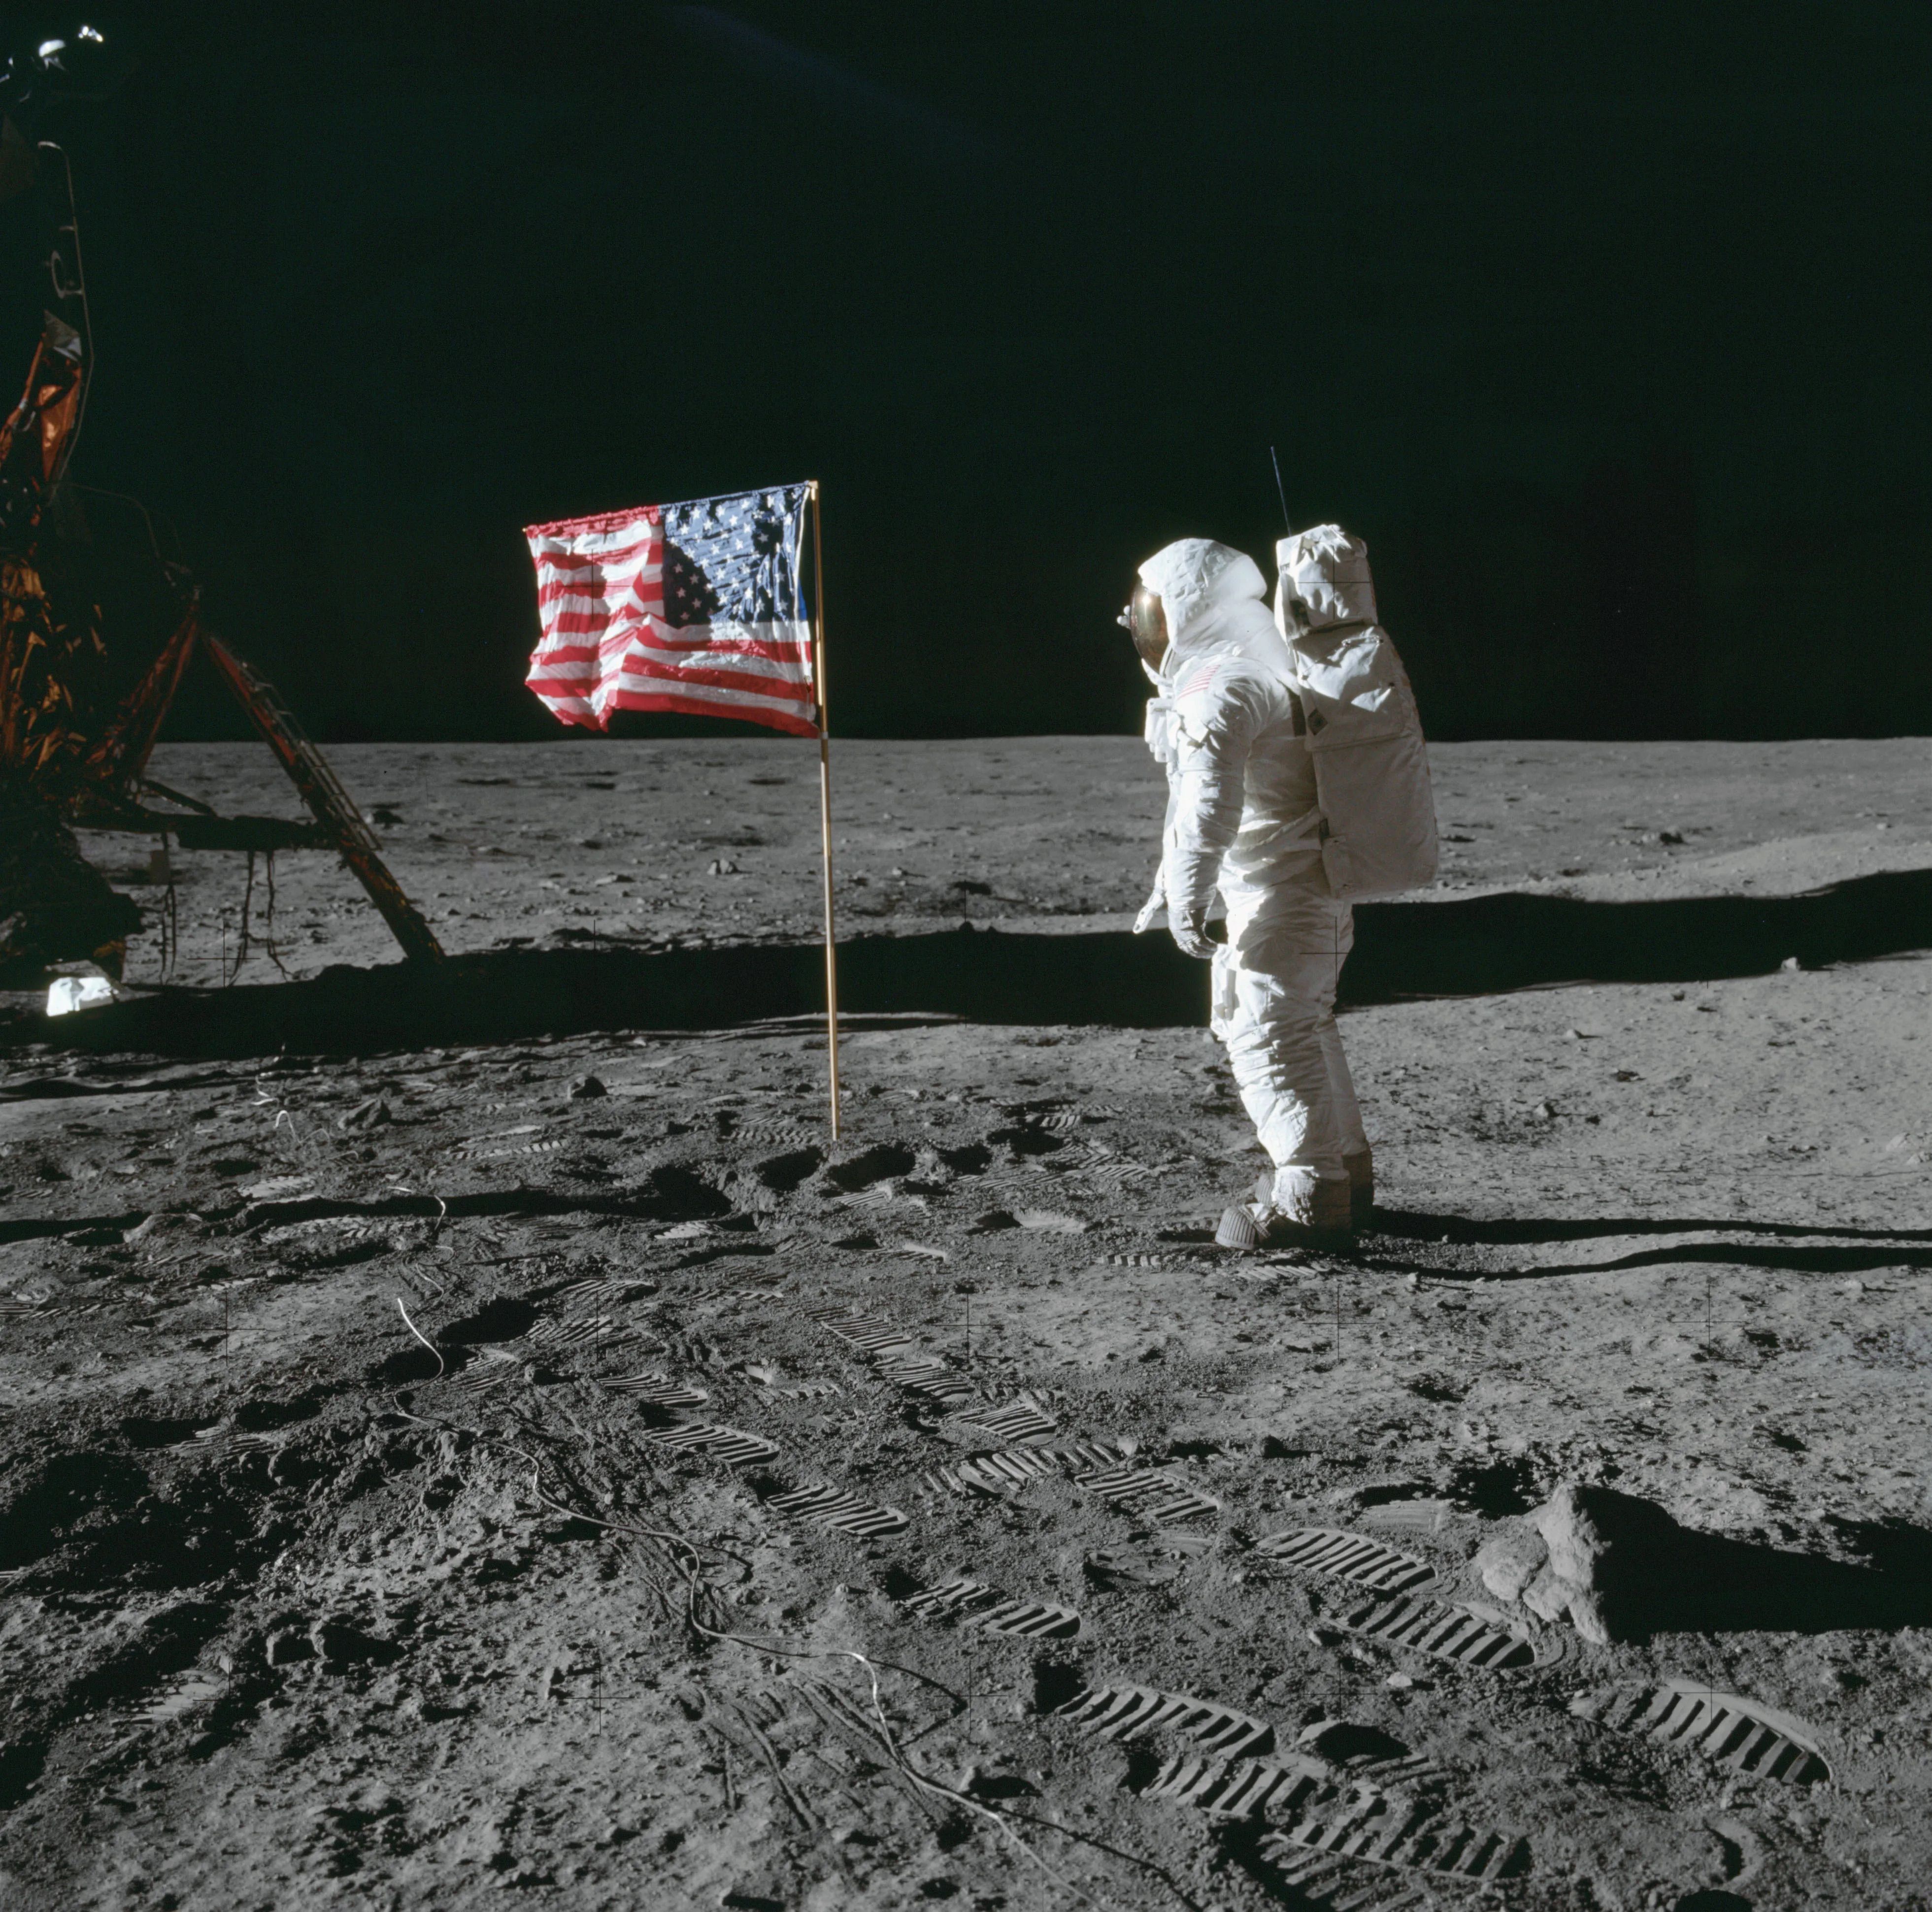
{"left": 1274, "top": 526, "right": 1438, "bottom": 900}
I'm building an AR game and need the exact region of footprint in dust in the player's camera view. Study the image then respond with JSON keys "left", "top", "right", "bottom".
{"left": 820, "top": 1143, "right": 917, "bottom": 1192}
{"left": 1087, "top": 1528, "right": 1214, "bottom": 1589}
{"left": 642, "top": 1163, "right": 734, "bottom": 1220}
{"left": 752, "top": 1147, "right": 824, "bottom": 1193}
{"left": 934, "top": 1142, "right": 992, "bottom": 1176}
{"left": 988, "top": 1124, "right": 1065, "bottom": 1159}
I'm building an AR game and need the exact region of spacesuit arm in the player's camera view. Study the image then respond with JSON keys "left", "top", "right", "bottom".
{"left": 1133, "top": 693, "right": 1177, "bottom": 933}
{"left": 1164, "top": 667, "right": 1264, "bottom": 923}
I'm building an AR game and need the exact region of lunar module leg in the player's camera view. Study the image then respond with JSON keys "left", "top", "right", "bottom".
{"left": 200, "top": 632, "right": 444, "bottom": 965}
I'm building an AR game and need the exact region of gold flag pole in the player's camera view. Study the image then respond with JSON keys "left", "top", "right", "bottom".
{"left": 808, "top": 479, "right": 842, "bottom": 1139}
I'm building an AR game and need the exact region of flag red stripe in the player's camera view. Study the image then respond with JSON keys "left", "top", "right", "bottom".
{"left": 536, "top": 628, "right": 811, "bottom": 667}
{"left": 608, "top": 690, "right": 818, "bottom": 737}
{"left": 548, "top": 602, "right": 665, "bottom": 634}
{"left": 537, "top": 575, "right": 663, "bottom": 606}
{"left": 525, "top": 694, "right": 606, "bottom": 731}
{"left": 524, "top": 505, "right": 662, "bottom": 542}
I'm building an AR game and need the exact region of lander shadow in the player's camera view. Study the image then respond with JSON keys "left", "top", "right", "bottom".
{"left": 10, "top": 867, "right": 1931, "bottom": 1059}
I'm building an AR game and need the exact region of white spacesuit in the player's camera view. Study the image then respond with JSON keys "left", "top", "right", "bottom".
{"left": 1132, "top": 536, "right": 1371, "bottom": 1243}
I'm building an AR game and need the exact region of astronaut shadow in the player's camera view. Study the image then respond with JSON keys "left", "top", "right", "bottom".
{"left": 1498, "top": 1240, "right": 1932, "bottom": 1279}
{"left": 1376, "top": 1209, "right": 1932, "bottom": 1248}
{"left": 12, "top": 864, "right": 1932, "bottom": 1060}
{"left": 1338, "top": 864, "right": 1932, "bottom": 1006}
{"left": 1366, "top": 1210, "right": 1932, "bottom": 1281}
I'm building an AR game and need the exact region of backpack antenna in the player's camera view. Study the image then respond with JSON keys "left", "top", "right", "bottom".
{"left": 1268, "top": 445, "right": 1292, "bottom": 536}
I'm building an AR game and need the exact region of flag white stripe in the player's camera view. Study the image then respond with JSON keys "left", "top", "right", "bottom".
{"left": 534, "top": 620, "right": 810, "bottom": 670}
{"left": 539, "top": 564, "right": 663, "bottom": 595}
{"left": 529, "top": 521, "right": 658, "bottom": 557}
{"left": 604, "top": 675, "right": 807, "bottom": 719}
{"left": 544, "top": 587, "right": 664, "bottom": 617}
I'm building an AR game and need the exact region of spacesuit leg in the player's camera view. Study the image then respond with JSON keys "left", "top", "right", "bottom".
{"left": 1307, "top": 909, "right": 1372, "bottom": 1220}
{"left": 1318, "top": 994, "right": 1374, "bottom": 1224}
{"left": 1211, "top": 884, "right": 1354, "bottom": 1231}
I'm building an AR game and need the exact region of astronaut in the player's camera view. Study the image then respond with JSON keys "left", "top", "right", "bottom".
{"left": 1127, "top": 536, "right": 1374, "bottom": 1246}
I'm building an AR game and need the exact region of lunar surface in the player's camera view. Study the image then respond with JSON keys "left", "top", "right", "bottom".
{"left": 1, "top": 737, "right": 1929, "bottom": 1911}
{"left": 53, "top": 737, "right": 1932, "bottom": 985}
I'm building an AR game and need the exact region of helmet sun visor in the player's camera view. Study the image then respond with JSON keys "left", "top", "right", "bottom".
{"left": 1118, "top": 584, "right": 1168, "bottom": 669}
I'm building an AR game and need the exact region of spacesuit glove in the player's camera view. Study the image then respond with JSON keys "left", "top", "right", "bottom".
{"left": 1168, "top": 907, "right": 1216, "bottom": 960}
{"left": 1133, "top": 883, "right": 1166, "bottom": 935}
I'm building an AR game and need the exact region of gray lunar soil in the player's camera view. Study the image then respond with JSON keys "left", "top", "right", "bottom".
{"left": 1, "top": 736, "right": 1930, "bottom": 1912}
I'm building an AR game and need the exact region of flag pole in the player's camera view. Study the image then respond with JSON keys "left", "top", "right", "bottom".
{"left": 809, "top": 479, "right": 842, "bottom": 1140}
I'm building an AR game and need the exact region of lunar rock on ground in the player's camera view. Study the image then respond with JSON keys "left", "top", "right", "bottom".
{"left": 1477, "top": 1481, "right": 1688, "bottom": 1643}
{"left": 0, "top": 736, "right": 1928, "bottom": 1910}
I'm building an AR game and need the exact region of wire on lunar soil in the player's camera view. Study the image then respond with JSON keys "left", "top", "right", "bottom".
{"left": 394, "top": 1298, "right": 444, "bottom": 1379}
{"left": 385, "top": 1391, "right": 1199, "bottom": 1911}
{"left": 711, "top": 1689, "right": 817, "bottom": 1832}
{"left": 799, "top": 1661, "right": 1210, "bottom": 1912}
{"left": 520, "top": 1479, "right": 1205, "bottom": 1911}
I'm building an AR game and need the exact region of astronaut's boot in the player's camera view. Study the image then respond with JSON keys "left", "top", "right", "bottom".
{"left": 1342, "top": 1146, "right": 1374, "bottom": 1230}
{"left": 1216, "top": 1170, "right": 1353, "bottom": 1251}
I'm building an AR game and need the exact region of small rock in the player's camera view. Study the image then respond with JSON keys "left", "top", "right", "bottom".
{"left": 1534, "top": 1102, "right": 1556, "bottom": 1121}
{"left": 315, "top": 1620, "right": 404, "bottom": 1667}
{"left": 1385, "top": 1671, "right": 1416, "bottom": 1690}
{"left": 568, "top": 1074, "right": 607, "bottom": 1100}
{"left": 707, "top": 858, "right": 739, "bottom": 875}
{"left": 238, "top": 1173, "right": 313, "bottom": 1200}
{"left": 1780, "top": 956, "right": 1802, "bottom": 972}
{"left": 266, "top": 1628, "right": 315, "bottom": 1667}
{"left": 1013, "top": 1209, "right": 1090, "bottom": 1234}
{"left": 339, "top": 1097, "right": 393, "bottom": 1130}
{"left": 1657, "top": 829, "right": 1684, "bottom": 845}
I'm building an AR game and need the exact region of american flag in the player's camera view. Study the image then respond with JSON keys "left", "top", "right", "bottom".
{"left": 523, "top": 483, "right": 817, "bottom": 737}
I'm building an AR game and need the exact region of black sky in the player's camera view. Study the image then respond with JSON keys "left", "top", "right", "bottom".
{"left": 16, "top": 1, "right": 1932, "bottom": 742}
